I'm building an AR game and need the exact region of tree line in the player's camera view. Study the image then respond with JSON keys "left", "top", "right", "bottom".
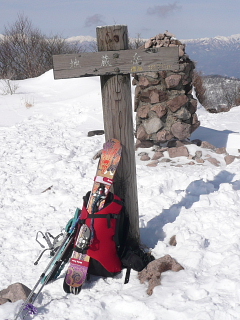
{"left": 0, "top": 15, "right": 82, "bottom": 80}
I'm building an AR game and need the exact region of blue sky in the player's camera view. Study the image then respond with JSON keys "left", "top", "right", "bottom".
{"left": 1, "top": 0, "right": 240, "bottom": 40}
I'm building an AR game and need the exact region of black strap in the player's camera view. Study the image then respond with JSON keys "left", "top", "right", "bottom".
{"left": 73, "top": 247, "right": 87, "bottom": 254}
{"left": 124, "top": 267, "right": 131, "bottom": 284}
{"left": 88, "top": 213, "right": 120, "bottom": 228}
{"left": 113, "top": 199, "right": 124, "bottom": 206}
{"left": 88, "top": 213, "right": 120, "bottom": 219}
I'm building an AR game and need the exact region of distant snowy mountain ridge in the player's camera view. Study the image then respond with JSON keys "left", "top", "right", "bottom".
{"left": 66, "top": 35, "right": 96, "bottom": 43}
{"left": 181, "top": 33, "right": 240, "bottom": 45}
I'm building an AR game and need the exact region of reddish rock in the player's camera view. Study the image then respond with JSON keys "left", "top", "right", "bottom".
{"left": 215, "top": 147, "right": 227, "bottom": 154}
{"left": 137, "top": 104, "right": 151, "bottom": 118}
{"left": 196, "top": 158, "right": 205, "bottom": 164}
{"left": 171, "top": 122, "right": 191, "bottom": 140}
{"left": 206, "top": 157, "right": 220, "bottom": 166}
{"left": 201, "top": 141, "right": 216, "bottom": 150}
{"left": 0, "top": 283, "right": 31, "bottom": 303}
{"left": 138, "top": 76, "right": 151, "bottom": 87}
{"left": 224, "top": 155, "right": 236, "bottom": 165}
{"left": 157, "top": 130, "right": 174, "bottom": 142}
{"left": 149, "top": 89, "right": 160, "bottom": 104}
{"left": 188, "top": 99, "right": 198, "bottom": 113}
{"left": 159, "top": 91, "right": 168, "bottom": 102}
{"left": 138, "top": 76, "right": 160, "bottom": 87}
{"left": 151, "top": 104, "right": 167, "bottom": 118}
{"left": 139, "top": 92, "right": 151, "bottom": 103}
{"left": 0, "top": 297, "right": 10, "bottom": 305}
{"left": 156, "top": 33, "right": 165, "bottom": 40}
{"left": 152, "top": 151, "right": 164, "bottom": 160}
{"left": 156, "top": 40, "right": 164, "bottom": 48}
{"left": 136, "top": 125, "right": 149, "bottom": 140}
{"left": 140, "top": 154, "right": 151, "bottom": 161}
{"left": 179, "top": 45, "right": 185, "bottom": 57}
{"left": 168, "top": 146, "right": 189, "bottom": 158}
{"left": 145, "top": 39, "right": 153, "bottom": 49}
{"left": 165, "top": 74, "right": 182, "bottom": 89}
{"left": 147, "top": 160, "right": 159, "bottom": 167}
{"left": 138, "top": 254, "right": 183, "bottom": 296}
{"left": 187, "top": 161, "right": 195, "bottom": 165}
{"left": 159, "top": 158, "right": 171, "bottom": 163}
{"left": 167, "top": 95, "right": 189, "bottom": 112}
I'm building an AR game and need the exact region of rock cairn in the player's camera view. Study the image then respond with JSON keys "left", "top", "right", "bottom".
{"left": 133, "top": 31, "right": 200, "bottom": 148}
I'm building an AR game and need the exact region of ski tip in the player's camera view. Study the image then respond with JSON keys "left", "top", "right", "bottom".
{"left": 104, "top": 138, "right": 121, "bottom": 147}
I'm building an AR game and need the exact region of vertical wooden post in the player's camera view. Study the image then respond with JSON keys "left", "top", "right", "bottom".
{"left": 96, "top": 25, "right": 139, "bottom": 242}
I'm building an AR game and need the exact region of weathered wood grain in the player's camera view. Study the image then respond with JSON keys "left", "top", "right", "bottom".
{"left": 53, "top": 47, "right": 179, "bottom": 79}
{"left": 97, "top": 25, "right": 140, "bottom": 242}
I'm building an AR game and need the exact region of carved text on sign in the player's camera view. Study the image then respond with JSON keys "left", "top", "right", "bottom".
{"left": 70, "top": 57, "right": 80, "bottom": 69}
{"left": 101, "top": 55, "right": 112, "bottom": 67}
{"left": 131, "top": 53, "right": 142, "bottom": 65}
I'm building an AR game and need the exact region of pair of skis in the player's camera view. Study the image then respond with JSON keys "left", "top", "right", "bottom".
{"left": 14, "top": 138, "right": 122, "bottom": 319}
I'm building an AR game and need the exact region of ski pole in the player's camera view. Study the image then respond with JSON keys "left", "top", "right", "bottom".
{"left": 14, "top": 232, "right": 73, "bottom": 320}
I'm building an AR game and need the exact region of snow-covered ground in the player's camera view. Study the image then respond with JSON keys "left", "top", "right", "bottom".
{"left": 1, "top": 71, "right": 240, "bottom": 320}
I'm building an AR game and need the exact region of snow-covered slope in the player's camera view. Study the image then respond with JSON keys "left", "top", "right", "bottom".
{"left": 1, "top": 71, "right": 240, "bottom": 320}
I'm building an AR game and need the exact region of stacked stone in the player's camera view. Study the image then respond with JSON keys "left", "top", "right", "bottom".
{"left": 133, "top": 31, "right": 200, "bottom": 147}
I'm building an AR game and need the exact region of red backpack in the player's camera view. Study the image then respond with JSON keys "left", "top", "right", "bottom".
{"left": 79, "top": 191, "right": 128, "bottom": 277}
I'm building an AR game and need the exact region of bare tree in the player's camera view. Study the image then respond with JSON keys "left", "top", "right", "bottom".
{"left": 221, "top": 81, "right": 240, "bottom": 107}
{"left": 0, "top": 15, "right": 82, "bottom": 80}
{"left": 0, "top": 71, "right": 19, "bottom": 95}
{"left": 235, "top": 87, "right": 240, "bottom": 106}
{"left": 202, "top": 75, "right": 240, "bottom": 112}
{"left": 128, "top": 33, "right": 145, "bottom": 49}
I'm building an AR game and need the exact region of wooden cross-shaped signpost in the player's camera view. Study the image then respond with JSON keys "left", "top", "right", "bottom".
{"left": 53, "top": 25, "right": 179, "bottom": 243}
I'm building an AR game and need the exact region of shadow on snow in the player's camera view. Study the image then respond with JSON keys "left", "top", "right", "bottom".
{"left": 191, "top": 126, "right": 235, "bottom": 148}
{"left": 140, "top": 170, "right": 239, "bottom": 248}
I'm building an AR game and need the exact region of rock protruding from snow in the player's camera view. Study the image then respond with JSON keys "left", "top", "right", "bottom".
{"left": 0, "top": 283, "right": 31, "bottom": 303}
{"left": 137, "top": 139, "right": 239, "bottom": 167}
{"left": 138, "top": 255, "right": 184, "bottom": 295}
{"left": 133, "top": 31, "right": 199, "bottom": 145}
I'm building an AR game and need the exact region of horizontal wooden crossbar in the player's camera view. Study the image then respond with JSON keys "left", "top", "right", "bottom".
{"left": 53, "top": 47, "right": 179, "bottom": 79}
